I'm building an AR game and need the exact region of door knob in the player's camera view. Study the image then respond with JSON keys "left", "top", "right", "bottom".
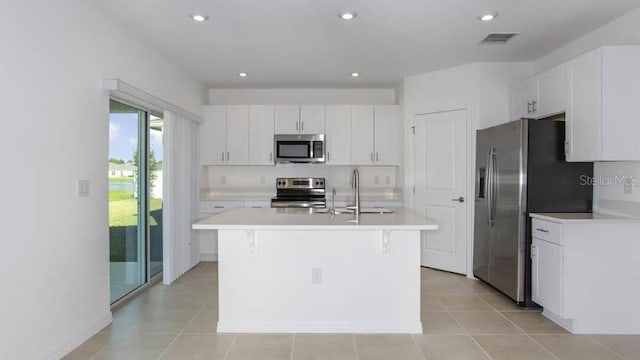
{"left": 451, "top": 196, "right": 465, "bottom": 203}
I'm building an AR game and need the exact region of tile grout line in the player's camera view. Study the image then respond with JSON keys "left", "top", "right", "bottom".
{"left": 587, "top": 335, "right": 628, "bottom": 360}
{"left": 474, "top": 294, "right": 560, "bottom": 360}
{"left": 152, "top": 297, "right": 213, "bottom": 360}
{"left": 154, "top": 283, "right": 216, "bottom": 359}
{"left": 427, "top": 287, "right": 494, "bottom": 360}
{"left": 409, "top": 333, "right": 427, "bottom": 360}
{"left": 221, "top": 335, "right": 238, "bottom": 360}
{"left": 352, "top": 333, "right": 360, "bottom": 360}
{"left": 290, "top": 333, "right": 296, "bottom": 360}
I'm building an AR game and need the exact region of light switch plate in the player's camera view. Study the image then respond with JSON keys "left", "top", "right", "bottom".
{"left": 77, "top": 180, "right": 89, "bottom": 197}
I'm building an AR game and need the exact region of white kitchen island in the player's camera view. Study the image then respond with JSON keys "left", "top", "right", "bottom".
{"left": 192, "top": 207, "right": 438, "bottom": 333}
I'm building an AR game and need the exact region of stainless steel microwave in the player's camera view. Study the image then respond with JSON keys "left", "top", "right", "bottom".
{"left": 274, "top": 134, "right": 325, "bottom": 163}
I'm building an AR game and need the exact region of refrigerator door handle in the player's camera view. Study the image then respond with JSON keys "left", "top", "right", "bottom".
{"left": 486, "top": 148, "right": 493, "bottom": 226}
{"left": 489, "top": 148, "right": 498, "bottom": 226}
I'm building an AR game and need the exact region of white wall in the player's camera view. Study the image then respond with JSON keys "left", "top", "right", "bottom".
{"left": 0, "top": 1, "right": 203, "bottom": 359}
{"left": 400, "top": 62, "right": 531, "bottom": 276}
{"left": 209, "top": 88, "right": 395, "bottom": 105}
{"left": 535, "top": 6, "right": 640, "bottom": 73}
{"left": 532, "top": 6, "right": 640, "bottom": 218}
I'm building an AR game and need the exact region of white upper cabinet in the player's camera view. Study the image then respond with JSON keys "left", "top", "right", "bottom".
{"left": 511, "top": 63, "right": 568, "bottom": 120}
{"left": 200, "top": 105, "right": 249, "bottom": 165}
{"left": 537, "top": 64, "right": 568, "bottom": 117}
{"left": 223, "top": 105, "right": 249, "bottom": 165}
{"left": 274, "top": 105, "right": 326, "bottom": 134}
{"left": 511, "top": 77, "right": 539, "bottom": 120}
{"left": 203, "top": 104, "right": 399, "bottom": 167}
{"left": 201, "top": 105, "right": 227, "bottom": 165}
{"left": 350, "top": 105, "right": 400, "bottom": 166}
{"left": 249, "top": 105, "right": 275, "bottom": 165}
{"left": 274, "top": 106, "right": 300, "bottom": 133}
{"left": 325, "top": 105, "right": 351, "bottom": 165}
{"left": 300, "top": 105, "right": 326, "bottom": 134}
{"left": 567, "top": 46, "right": 640, "bottom": 161}
{"left": 351, "top": 105, "right": 375, "bottom": 165}
{"left": 374, "top": 105, "right": 400, "bottom": 165}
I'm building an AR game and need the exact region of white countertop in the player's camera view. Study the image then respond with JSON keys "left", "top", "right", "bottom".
{"left": 530, "top": 212, "right": 640, "bottom": 223}
{"left": 193, "top": 207, "right": 438, "bottom": 231}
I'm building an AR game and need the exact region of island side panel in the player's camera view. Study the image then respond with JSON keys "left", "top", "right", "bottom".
{"left": 217, "top": 229, "right": 421, "bottom": 333}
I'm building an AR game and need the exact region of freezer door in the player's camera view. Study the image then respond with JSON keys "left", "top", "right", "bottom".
{"left": 489, "top": 120, "right": 527, "bottom": 302}
{"left": 473, "top": 129, "right": 493, "bottom": 282}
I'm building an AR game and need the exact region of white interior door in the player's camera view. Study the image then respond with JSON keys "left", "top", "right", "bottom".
{"left": 413, "top": 110, "right": 467, "bottom": 274}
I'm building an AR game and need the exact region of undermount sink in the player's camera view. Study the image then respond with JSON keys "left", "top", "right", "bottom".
{"left": 312, "top": 207, "right": 395, "bottom": 214}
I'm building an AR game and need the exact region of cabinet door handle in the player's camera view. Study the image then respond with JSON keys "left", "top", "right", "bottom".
{"left": 535, "top": 228, "right": 549, "bottom": 233}
{"left": 376, "top": 152, "right": 379, "bottom": 162}
{"left": 532, "top": 100, "right": 537, "bottom": 113}
{"left": 221, "top": 152, "right": 225, "bottom": 161}
{"left": 270, "top": 152, "right": 273, "bottom": 162}
{"left": 301, "top": 121, "right": 304, "bottom": 132}
{"left": 527, "top": 101, "right": 532, "bottom": 114}
{"left": 214, "top": 206, "right": 224, "bottom": 209}
{"left": 564, "top": 141, "right": 570, "bottom": 154}
{"left": 371, "top": 152, "right": 374, "bottom": 162}
{"left": 226, "top": 152, "right": 230, "bottom": 161}
{"left": 296, "top": 122, "right": 299, "bottom": 132}
{"left": 327, "top": 152, "right": 330, "bottom": 161}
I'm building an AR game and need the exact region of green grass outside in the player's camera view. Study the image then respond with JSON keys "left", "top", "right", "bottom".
{"left": 109, "top": 178, "right": 163, "bottom": 261}
{"left": 108, "top": 178, "right": 161, "bottom": 227}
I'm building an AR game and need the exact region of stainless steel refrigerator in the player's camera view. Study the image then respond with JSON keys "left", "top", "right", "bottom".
{"left": 473, "top": 118, "right": 592, "bottom": 306}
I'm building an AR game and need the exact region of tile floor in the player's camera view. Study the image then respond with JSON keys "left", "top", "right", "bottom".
{"left": 64, "top": 262, "right": 640, "bottom": 360}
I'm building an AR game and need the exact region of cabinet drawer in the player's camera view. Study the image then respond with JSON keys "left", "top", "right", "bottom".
{"left": 200, "top": 200, "right": 244, "bottom": 214}
{"left": 532, "top": 219, "right": 563, "bottom": 245}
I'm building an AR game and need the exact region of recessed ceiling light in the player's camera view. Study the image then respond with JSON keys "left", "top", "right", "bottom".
{"left": 351, "top": 72, "right": 360, "bottom": 78}
{"left": 190, "top": 13, "right": 209, "bottom": 22}
{"left": 238, "top": 72, "right": 248, "bottom": 78}
{"left": 339, "top": 12, "right": 357, "bottom": 21}
{"left": 478, "top": 12, "right": 498, "bottom": 22}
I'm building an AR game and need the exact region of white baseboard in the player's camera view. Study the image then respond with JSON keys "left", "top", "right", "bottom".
{"left": 200, "top": 253, "right": 218, "bottom": 261}
{"left": 217, "top": 321, "right": 422, "bottom": 334}
{"left": 541, "top": 310, "right": 574, "bottom": 333}
{"left": 48, "top": 311, "right": 112, "bottom": 360}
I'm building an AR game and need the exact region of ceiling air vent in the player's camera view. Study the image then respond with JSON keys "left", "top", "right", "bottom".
{"left": 480, "top": 33, "right": 519, "bottom": 44}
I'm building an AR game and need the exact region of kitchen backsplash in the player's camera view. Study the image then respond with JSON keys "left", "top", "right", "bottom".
{"left": 593, "top": 161, "right": 640, "bottom": 218}
{"left": 202, "top": 165, "right": 398, "bottom": 191}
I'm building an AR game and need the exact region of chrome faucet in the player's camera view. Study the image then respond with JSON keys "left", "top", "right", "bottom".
{"left": 346, "top": 168, "right": 360, "bottom": 220}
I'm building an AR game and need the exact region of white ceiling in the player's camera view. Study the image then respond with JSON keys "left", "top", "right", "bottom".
{"left": 95, "top": 0, "right": 640, "bottom": 88}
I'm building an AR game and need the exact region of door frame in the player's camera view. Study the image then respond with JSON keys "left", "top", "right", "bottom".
{"left": 109, "top": 97, "right": 164, "bottom": 308}
{"left": 407, "top": 104, "right": 475, "bottom": 278}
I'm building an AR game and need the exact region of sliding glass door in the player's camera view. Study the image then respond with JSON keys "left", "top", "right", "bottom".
{"left": 108, "top": 99, "right": 163, "bottom": 304}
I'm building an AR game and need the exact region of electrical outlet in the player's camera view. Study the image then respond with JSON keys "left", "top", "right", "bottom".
{"left": 312, "top": 268, "right": 322, "bottom": 284}
{"left": 77, "top": 180, "right": 89, "bottom": 197}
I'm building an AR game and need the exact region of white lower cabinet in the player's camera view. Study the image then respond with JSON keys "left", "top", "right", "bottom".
{"left": 531, "top": 237, "right": 563, "bottom": 316}
{"left": 529, "top": 215, "right": 640, "bottom": 334}
{"left": 198, "top": 201, "right": 245, "bottom": 260}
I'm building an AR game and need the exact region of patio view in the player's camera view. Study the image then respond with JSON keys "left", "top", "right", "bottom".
{"left": 109, "top": 100, "right": 163, "bottom": 303}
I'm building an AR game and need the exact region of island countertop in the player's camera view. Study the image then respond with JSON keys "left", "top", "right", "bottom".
{"left": 192, "top": 207, "right": 438, "bottom": 231}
